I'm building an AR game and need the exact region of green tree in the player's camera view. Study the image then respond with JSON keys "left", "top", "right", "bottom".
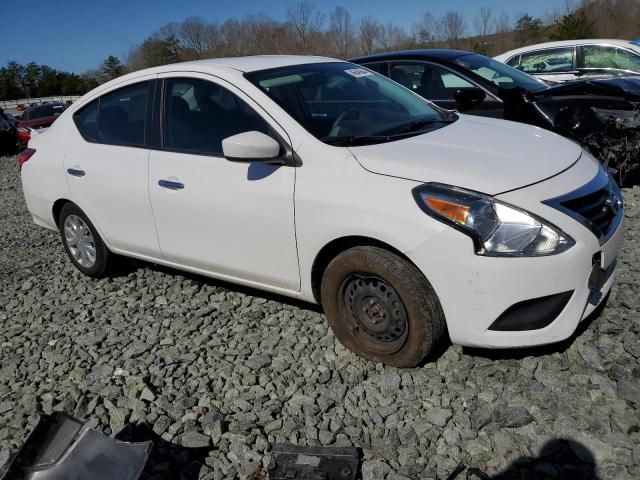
{"left": 102, "top": 55, "right": 124, "bottom": 80}
{"left": 552, "top": 10, "right": 595, "bottom": 40}
{"left": 514, "top": 14, "right": 543, "bottom": 46}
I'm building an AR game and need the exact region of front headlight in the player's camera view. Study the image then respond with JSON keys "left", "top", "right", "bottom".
{"left": 413, "top": 183, "right": 575, "bottom": 256}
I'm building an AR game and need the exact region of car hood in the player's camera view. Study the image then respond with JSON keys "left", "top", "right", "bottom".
{"left": 348, "top": 115, "right": 582, "bottom": 195}
{"left": 529, "top": 76, "right": 640, "bottom": 101}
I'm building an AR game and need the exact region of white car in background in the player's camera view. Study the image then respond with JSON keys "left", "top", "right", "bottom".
{"left": 495, "top": 39, "right": 640, "bottom": 83}
{"left": 19, "top": 56, "right": 624, "bottom": 367}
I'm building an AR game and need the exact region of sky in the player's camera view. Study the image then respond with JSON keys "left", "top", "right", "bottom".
{"left": 0, "top": 0, "right": 564, "bottom": 73}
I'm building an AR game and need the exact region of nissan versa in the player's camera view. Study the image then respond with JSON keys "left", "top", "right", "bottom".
{"left": 19, "top": 56, "right": 624, "bottom": 367}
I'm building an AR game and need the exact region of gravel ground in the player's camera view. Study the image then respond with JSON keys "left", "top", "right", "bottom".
{"left": 0, "top": 153, "right": 639, "bottom": 480}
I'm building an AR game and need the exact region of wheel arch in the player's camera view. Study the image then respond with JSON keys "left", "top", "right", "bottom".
{"left": 52, "top": 198, "right": 73, "bottom": 227}
{"left": 310, "top": 235, "right": 421, "bottom": 304}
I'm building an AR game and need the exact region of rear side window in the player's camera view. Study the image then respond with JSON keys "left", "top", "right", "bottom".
{"left": 74, "top": 101, "right": 99, "bottom": 141}
{"left": 163, "top": 78, "right": 272, "bottom": 156}
{"left": 73, "top": 82, "right": 150, "bottom": 146}
{"left": 582, "top": 45, "right": 640, "bottom": 71}
{"left": 519, "top": 47, "right": 575, "bottom": 74}
{"left": 98, "top": 82, "right": 149, "bottom": 146}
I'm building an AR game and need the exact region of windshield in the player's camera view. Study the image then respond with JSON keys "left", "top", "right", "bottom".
{"left": 454, "top": 54, "right": 548, "bottom": 93}
{"left": 246, "top": 62, "right": 454, "bottom": 145}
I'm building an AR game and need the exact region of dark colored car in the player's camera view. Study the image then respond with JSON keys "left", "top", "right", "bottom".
{"left": 17, "top": 101, "right": 68, "bottom": 148}
{"left": 0, "top": 108, "right": 18, "bottom": 155}
{"left": 352, "top": 49, "right": 640, "bottom": 180}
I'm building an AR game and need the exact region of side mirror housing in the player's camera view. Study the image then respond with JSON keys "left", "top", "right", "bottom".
{"left": 222, "top": 131, "right": 282, "bottom": 163}
{"left": 454, "top": 88, "right": 486, "bottom": 112}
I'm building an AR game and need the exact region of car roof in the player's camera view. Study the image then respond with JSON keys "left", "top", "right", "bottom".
{"left": 351, "top": 49, "right": 474, "bottom": 63}
{"left": 495, "top": 39, "right": 639, "bottom": 60}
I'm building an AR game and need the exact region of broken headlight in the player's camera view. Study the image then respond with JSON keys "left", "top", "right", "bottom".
{"left": 413, "top": 183, "right": 575, "bottom": 256}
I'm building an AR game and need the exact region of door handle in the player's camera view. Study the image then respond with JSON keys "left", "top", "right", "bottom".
{"left": 158, "top": 179, "right": 185, "bottom": 190}
{"left": 67, "top": 168, "right": 85, "bottom": 177}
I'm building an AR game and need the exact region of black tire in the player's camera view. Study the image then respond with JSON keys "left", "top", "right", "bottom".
{"left": 58, "top": 203, "right": 113, "bottom": 278}
{"left": 320, "top": 246, "right": 446, "bottom": 367}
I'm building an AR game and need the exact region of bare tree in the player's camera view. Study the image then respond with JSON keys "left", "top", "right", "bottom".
{"left": 359, "top": 16, "right": 382, "bottom": 55}
{"left": 413, "top": 12, "right": 437, "bottom": 46}
{"left": 379, "top": 23, "right": 410, "bottom": 51}
{"left": 438, "top": 11, "right": 465, "bottom": 48}
{"left": 473, "top": 7, "right": 494, "bottom": 38}
{"left": 328, "top": 6, "right": 354, "bottom": 58}
{"left": 287, "top": 2, "right": 324, "bottom": 50}
{"left": 179, "top": 16, "right": 219, "bottom": 58}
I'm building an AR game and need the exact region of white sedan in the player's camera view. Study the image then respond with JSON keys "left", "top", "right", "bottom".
{"left": 20, "top": 56, "right": 624, "bottom": 367}
{"left": 495, "top": 39, "right": 640, "bottom": 83}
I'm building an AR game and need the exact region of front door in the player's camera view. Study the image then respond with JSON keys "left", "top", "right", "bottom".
{"left": 148, "top": 74, "right": 299, "bottom": 290}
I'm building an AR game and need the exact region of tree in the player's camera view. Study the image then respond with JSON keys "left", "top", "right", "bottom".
{"left": 102, "top": 55, "right": 124, "bottom": 81}
{"left": 328, "top": 6, "right": 354, "bottom": 58}
{"left": 473, "top": 7, "right": 494, "bottom": 38}
{"left": 413, "top": 13, "right": 437, "bottom": 46}
{"left": 359, "top": 16, "right": 382, "bottom": 55}
{"left": 179, "top": 16, "right": 219, "bottom": 58}
{"left": 439, "top": 11, "right": 465, "bottom": 48}
{"left": 514, "top": 14, "right": 544, "bottom": 46}
{"left": 287, "top": 2, "right": 324, "bottom": 50}
{"left": 552, "top": 10, "right": 595, "bottom": 40}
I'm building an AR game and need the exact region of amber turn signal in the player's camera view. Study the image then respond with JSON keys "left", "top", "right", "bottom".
{"left": 425, "top": 197, "right": 470, "bottom": 224}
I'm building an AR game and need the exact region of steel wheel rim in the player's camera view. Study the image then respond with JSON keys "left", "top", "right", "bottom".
{"left": 63, "top": 215, "right": 97, "bottom": 268}
{"left": 340, "top": 273, "right": 409, "bottom": 355}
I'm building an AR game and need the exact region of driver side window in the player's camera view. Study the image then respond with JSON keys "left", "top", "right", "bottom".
{"left": 390, "top": 63, "right": 475, "bottom": 101}
{"left": 163, "top": 77, "right": 272, "bottom": 156}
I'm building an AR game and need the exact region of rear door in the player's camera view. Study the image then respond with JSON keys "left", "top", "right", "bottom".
{"left": 147, "top": 73, "right": 299, "bottom": 290}
{"left": 63, "top": 76, "right": 160, "bottom": 257}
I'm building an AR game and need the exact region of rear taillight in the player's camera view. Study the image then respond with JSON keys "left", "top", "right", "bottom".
{"left": 18, "top": 148, "right": 36, "bottom": 167}
{"left": 17, "top": 126, "right": 31, "bottom": 144}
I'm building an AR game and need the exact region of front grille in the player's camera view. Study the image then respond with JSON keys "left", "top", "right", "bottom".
{"left": 560, "top": 187, "right": 617, "bottom": 236}
{"left": 544, "top": 166, "right": 623, "bottom": 244}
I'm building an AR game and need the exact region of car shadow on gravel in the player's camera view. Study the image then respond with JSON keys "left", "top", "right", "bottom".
{"left": 449, "top": 438, "right": 600, "bottom": 479}
{"left": 125, "top": 258, "right": 325, "bottom": 313}
{"left": 114, "top": 422, "right": 210, "bottom": 480}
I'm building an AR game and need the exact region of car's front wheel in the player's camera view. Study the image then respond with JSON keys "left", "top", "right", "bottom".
{"left": 321, "top": 246, "right": 446, "bottom": 367}
{"left": 58, "top": 203, "right": 113, "bottom": 278}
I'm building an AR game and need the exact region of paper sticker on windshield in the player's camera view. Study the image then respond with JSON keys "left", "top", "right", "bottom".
{"left": 345, "top": 68, "right": 373, "bottom": 78}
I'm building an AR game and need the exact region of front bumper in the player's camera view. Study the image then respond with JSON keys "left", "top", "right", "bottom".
{"left": 406, "top": 157, "right": 624, "bottom": 349}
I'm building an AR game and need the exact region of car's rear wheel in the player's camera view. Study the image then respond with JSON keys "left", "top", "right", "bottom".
{"left": 321, "top": 246, "right": 446, "bottom": 367}
{"left": 58, "top": 203, "right": 112, "bottom": 278}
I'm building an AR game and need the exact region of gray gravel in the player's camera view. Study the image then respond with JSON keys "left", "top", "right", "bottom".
{"left": 1, "top": 153, "right": 639, "bottom": 479}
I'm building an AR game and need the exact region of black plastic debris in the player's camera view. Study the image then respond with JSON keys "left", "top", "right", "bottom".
{"left": 0, "top": 412, "right": 152, "bottom": 480}
{"left": 267, "top": 444, "right": 359, "bottom": 480}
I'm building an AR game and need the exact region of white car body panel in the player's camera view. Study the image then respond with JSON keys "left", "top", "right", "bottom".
{"left": 20, "top": 55, "right": 624, "bottom": 350}
{"left": 349, "top": 115, "right": 581, "bottom": 194}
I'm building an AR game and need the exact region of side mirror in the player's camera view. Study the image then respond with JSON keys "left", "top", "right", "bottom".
{"left": 454, "top": 88, "right": 486, "bottom": 112}
{"left": 222, "top": 131, "right": 282, "bottom": 163}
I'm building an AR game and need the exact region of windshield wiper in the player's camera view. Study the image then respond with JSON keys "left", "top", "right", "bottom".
{"left": 382, "top": 117, "right": 456, "bottom": 136}
{"left": 322, "top": 131, "right": 427, "bottom": 146}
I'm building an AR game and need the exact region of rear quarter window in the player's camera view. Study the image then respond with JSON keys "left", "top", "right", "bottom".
{"left": 73, "top": 101, "right": 99, "bottom": 141}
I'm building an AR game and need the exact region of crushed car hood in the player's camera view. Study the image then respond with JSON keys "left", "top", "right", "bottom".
{"left": 349, "top": 115, "right": 581, "bottom": 195}
{"left": 528, "top": 76, "right": 640, "bottom": 101}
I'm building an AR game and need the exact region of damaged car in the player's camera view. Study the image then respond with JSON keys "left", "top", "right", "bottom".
{"left": 352, "top": 49, "right": 640, "bottom": 181}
